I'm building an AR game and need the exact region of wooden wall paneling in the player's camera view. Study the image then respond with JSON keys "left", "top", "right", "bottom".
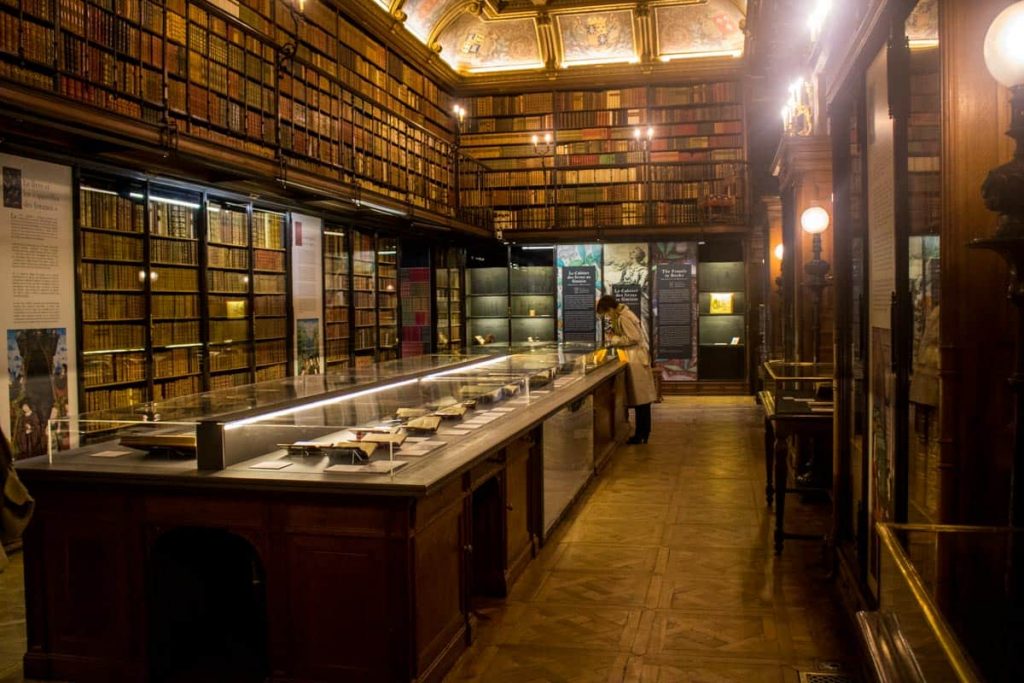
{"left": 940, "top": 0, "right": 1017, "bottom": 525}
{"left": 831, "top": 97, "right": 855, "bottom": 551}
{"left": 775, "top": 136, "right": 834, "bottom": 363}
{"left": 764, "top": 196, "right": 784, "bottom": 359}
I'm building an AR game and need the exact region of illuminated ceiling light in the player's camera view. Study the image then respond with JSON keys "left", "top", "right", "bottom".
{"left": 80, "top": 186, "right": 119, "bottom": 196}
{"left": 561, "top": 55, "right": 638, "bottom": 68}
{"left": 808, "top": 0, "right": 831, "bottom": 40}
{"left": 465, "top": 62, "right": 544, "bottom": 74}
{"left": 800, "top": 206, "right": 830, "bottom": 235}
{"left": 659, "top": 49, "right": 743, "bottom": 62}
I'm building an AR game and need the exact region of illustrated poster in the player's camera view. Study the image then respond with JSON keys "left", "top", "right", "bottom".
{"left": 0, "top": 154, "right": 77, "bottom": 457}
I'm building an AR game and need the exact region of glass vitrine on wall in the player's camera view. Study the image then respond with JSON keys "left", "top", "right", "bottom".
{"left": 510, "top": 245, "right": 556, "bottom": 345}
{"left": 697, "top": 240, "right": 746, "bottom": 380}
{"left": 467, "top": 246, "right": 511, "bottom": 348}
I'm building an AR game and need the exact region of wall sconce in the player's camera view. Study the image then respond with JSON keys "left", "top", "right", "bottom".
{"left": 781, "top": 78, "right": 813, "bottom": 137}
{"left": 452, "top": 104, "right": 466, "bottom": 130}
{"left": 531, "top": 132, "right": 553, "bottom": 155}
{"left": 973, "top": 0, "right": 1024, "bottom": 526}
{"left": 801, "top": 206, "right": 830, "bottom": 364}
{"left": 807, "top": 0, "right": 831, "bottom": 41}
{"left": 632, "top": 126, "right": 654, "bottom": 150}
{"left": 773, "top": 243, "right": 784, "bottom": 295}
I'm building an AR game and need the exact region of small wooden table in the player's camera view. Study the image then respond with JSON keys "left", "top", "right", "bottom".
{"left": 759, "top": 390, "right": 833, "bottom": 555}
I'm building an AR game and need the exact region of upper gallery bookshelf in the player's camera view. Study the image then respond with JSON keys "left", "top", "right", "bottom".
{"left": 459, "top": 83, "right": 746, "bottom": 232}
{"left": 0, "top": 0, "right": 458, "bottom": 219}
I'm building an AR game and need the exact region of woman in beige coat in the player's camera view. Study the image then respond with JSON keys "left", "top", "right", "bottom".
{"left": 597, "top": 294, "right": 657, "bottom": 444}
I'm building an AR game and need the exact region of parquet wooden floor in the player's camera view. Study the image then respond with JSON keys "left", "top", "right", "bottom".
{"left": 0, "top": 397, "right": 856, "bottom": 683}
{"left": 445, "top": 396, "right": 857, "bottom": 683}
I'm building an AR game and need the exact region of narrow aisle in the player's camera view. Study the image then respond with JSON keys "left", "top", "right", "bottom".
{"left": 445, "top": 396, "right": 857, "bottom": 683}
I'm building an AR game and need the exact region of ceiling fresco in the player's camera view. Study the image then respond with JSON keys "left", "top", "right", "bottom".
{"left": 435, "top": 12, "right": 545, "bottom": 73}
{"left": 376, "top": 0, "right": 747, "bottom": 75}
{"left": 403, "top": 0, "right": 462, "bottom": 43}
{"left": 905, "top": 0, "right": 937, "bottom": 46}
{"left": 655, "top": 0, "right": 745, "bottom": 60}
{"left": 557, "top": 9, "right": 638, "bottom": 67}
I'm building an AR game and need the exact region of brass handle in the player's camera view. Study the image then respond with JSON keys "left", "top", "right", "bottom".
{"left": 463, "top": 544, "right": 473, "bottom": 554}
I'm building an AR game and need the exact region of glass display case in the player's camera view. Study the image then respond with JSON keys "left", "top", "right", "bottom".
{"left": 697, "top": 240, "right": 746, "bottom": 380}
{"left": 860, "top": 523, "right": 1006, "bottom": 682}
{"left": 45, "top": 350, "right": 617, "bottom": 479}
{"left": 761, "top": 360, "right": 834, "bottom": 416}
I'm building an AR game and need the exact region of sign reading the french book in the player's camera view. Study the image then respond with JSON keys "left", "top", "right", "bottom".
{"left": 562, "top": 266, "right": 597, "bottom": 342}
{"left": 656, "top": 265, "right": 693, "bottom": 359}
{"left": 612, "top": 284, "right": 641, "bottom": 320}
{"left": 0, "top": 154, "right": 78, "bottom": 458}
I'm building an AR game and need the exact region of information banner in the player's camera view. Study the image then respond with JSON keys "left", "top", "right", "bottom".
{"left": 0, "top": 154, "right": 77, "bottom": 457}
{"left": 563, "top": 266, "right": 597, "bottom": 342}
{"left": 556, "top": 244, "right": 602, "bottom": 344}
{"left": 291, "top": 213, "right": 323, "bottom": 375}
{"left": 655, "top": 264, "right": 693, "bottom": 359}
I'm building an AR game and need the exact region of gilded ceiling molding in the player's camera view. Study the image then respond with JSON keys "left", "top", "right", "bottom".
{"left": 535, "top": 12, "right": 559, "bottom": 72}
{"left": 426, "top": 1, "right": 481, "bottom": 53}
{"left": 635, "top": 1, "right": 654, "bottom": 64}
{"left": 391, "top": 0, "right": 407, "bottom": 22}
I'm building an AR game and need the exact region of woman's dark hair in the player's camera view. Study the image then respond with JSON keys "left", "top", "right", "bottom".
{"left": 596, "top": 294, "right": 618, "bottom": 314}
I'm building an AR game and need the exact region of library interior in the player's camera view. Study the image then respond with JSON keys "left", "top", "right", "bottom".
{"left": 0, "top": 0, "right": 1021, "bottom": 681}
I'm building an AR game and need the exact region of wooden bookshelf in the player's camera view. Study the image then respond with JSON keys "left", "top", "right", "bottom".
{"left": 377, "top": 236, "right": 399, "bottom": 361}
{"left": 400, "top": 262, "right": 431, "bottom": 358}
{"left": 0, "top": 0, "right": 459, "bottom": 220}
{"left": 206, "top": 198, "right": 254, "bottom": 390}
{"left": 352, "top": 229, "right": 376, "bottom": 366}
{"left": 323, "top": 225, "right": 351, "bottom": 369}
{"left": 252, "top": 209, "right": 288, "bottom": 382}
{"left": 148, "top": 185, "right": 203, "bottom": 401}
{"left": 433, "top": 246, "right": 464, "bottom": 353}
{"left": 459, "top": 83, "right": 746, "bottom": 233}
{"left": 78, "top": 176, "right": 149, "bottom": 414}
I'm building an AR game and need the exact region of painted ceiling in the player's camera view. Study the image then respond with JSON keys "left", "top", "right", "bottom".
{"left": 375, "top": 0, "right": 747, "bottom": 75}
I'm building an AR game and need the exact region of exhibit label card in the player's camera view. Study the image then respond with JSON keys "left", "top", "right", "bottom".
{"left": 0, "top": 154, "right": 77, "bottom": 457}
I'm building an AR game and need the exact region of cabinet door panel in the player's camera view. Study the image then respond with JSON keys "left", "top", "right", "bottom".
{"left": 414, "top": 501, "right": 465, "bottom": 675}
{"left": 506, "top": 441, "right": 532, "bottom": 578}
{"left": 36, "top": 493, "right": 137, "bottom": 662}
{"left": 282, "top": 534, "right": 397, "bottom": 681}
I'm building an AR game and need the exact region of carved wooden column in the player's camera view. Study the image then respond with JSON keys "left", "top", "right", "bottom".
{"left": 940, "top": 0, "right": 1016, "bottom": 525}
{"left": 773, "top": 135, "right": 834, "bottom": 364}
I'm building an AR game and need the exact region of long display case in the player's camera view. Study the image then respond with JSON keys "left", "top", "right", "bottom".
{"left": 19, "top": 350, "right": 627, "bottom": 683}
